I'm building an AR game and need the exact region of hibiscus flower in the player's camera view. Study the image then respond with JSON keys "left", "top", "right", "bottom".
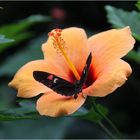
{"left": 8, "top": 27, "right": 135, "bottom": 117}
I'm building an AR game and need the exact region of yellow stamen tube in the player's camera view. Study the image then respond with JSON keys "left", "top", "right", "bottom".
{"left": 57, "top": 41, "right": 80, "bottom": 80}
{"left": 49, "top": 29, "right": 80, "bottom": 80}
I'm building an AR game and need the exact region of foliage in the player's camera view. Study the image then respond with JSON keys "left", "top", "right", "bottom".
{"left": 0, "top": 34, "right": 14, "bottom": 44}
{"left": 126, "top": 50, "right": 140, "bottom": 64}
{"left": 0, "top": 2, "right": 140, "bottom": 139}
{"left": 105, "top": 5, "right": 140, "bottom": 66}
{"left": 72, "top": 104, "right": 108, "bottom": 123}
{"left": 1, "top": 5, "right": 135, "bottom": 124}
{"left": 136, "top": 0, "right": 140, "bottom": 11}
{"left": 105, "top": 5, "right": 140, "bottom": 41}
{"left": 0, "top": 35, "right": 45, "bottom": 76}
{"left": 0, "top": 107, "right": 39, "bottom": 121}
{"left": 0, "top": 15, "right": 51, "bottom": 52}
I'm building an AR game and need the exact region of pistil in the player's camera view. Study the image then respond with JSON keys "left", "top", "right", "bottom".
{"left": 48, "top": 28, "right": 80, "bottom": 80}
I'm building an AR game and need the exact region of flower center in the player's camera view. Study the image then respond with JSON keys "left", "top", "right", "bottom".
{"left": 48, "top": 28, "right": 80, "bottom": 80}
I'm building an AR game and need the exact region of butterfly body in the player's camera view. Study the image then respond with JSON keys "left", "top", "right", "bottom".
{"left": 33, "top": 53, "right": 92, "bottom": 99}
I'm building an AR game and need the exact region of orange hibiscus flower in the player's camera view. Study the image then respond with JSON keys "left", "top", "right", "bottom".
{"left": 9, "top": 27, "right": 135, "bottom": 117}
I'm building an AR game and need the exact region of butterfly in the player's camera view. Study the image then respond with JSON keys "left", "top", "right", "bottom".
{"left": 33, "top": 52, "right": 92, "bottom": 99}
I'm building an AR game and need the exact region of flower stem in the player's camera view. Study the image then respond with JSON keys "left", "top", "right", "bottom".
{"left": 91, "top": 98, "right": 122, "bottom": 138}
{"left": 98, "top": 121, "right": 116, "bottom": 139}
{"left": 98, "top": 108, "right": 121, "bottom": 137}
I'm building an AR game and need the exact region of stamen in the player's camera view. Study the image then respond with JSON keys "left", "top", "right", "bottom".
{"left": 48, "top": 28, "right": 80, "bottom": 80}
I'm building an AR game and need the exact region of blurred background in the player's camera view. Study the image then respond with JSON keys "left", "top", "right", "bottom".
{"left": 0, "top": 1, "right": 140, "bottom": 139}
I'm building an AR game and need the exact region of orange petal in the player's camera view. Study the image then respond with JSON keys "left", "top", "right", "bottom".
{"left": 42, "top": 27, "right": 90, "bottom": 77}
{"left": 36, "top": 92, "right": 86, "bottom": 117}
{"left": 88, "top": 27, "right": 135, "bottom": 77}
{"left": 8, "top": 60, "right": 69, "bottom": 98}
{"left": 83, "top": 59, "right": 132, "bottom": 97}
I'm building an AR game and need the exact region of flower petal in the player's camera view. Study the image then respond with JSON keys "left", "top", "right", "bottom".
{"left": 37, "top": 92, "right": 86, "bottom": 117}
{"left": 42, "top": 27, "right": 90, "bottom": 77}
{"left": 8, "top": 60, "right": 69, "bottom": 98}
{"left": 88, "top": 27, "right": 135, "bottom": 76}
{"left": 83, "top": 59, "right": 132, "bottom": 97}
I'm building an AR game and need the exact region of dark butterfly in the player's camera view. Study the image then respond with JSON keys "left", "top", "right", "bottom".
{"left": 33, "top": 53, "right": 92, "bottom": 99}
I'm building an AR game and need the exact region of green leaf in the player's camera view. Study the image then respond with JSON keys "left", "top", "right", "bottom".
{"left": 0, "top": 105, "right": 39, "bottom": 121}
{"left": 0, "top": 35, "right": 47, "bottom": 76}
{"left": 0, "top": 99, "right": 40, "bottom": 121}
{"left": 71, "top": 104, "right": 108, "bottom": 123}
{"left": 0, "top": 91, "right": 41, "bottom": 121}
{"left": 0, "top": 35, "right": 14, "bottom": 44}
{"left": 0, "top": 109, "right": 39, "bottom": 121}
{"left": 105, "top": 5, "right": 140, "bottom": 41}
{"left": 0, "top": 15, "right": 51, "bottom": 35}
{"left": 125, "top": 50, "right": 140, "bottom": 64}
{"left": 136, "top": 0, "right": 140, "bottom": 11}
{"left": 0, "top": 15, "right": 51, "bottom": 52}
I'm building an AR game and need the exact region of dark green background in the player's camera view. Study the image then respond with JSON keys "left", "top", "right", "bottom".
{"left": 0, "top": 1, "right": 140, "bottom": 139}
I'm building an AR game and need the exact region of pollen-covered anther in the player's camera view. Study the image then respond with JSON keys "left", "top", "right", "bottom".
{"left": 48, "top": 28, "right": 62, "bottom": 38}
{"left": 48, "top": 28, "right": 66, "bottom": 51}
{"left": 48, "top": 32, "right": 54, "bottom": 37}
{"left": 56, "top": 32, "right": 61, "bottom": 36}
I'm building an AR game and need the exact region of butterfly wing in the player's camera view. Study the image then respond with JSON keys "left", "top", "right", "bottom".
{"left": 33, "top": 53, "right": 92, "bottom": 98}
{"left": 79, "top": 52, "right": 92, "bottom": 86}
{"left": 33, "top": 71, "right": 77, "bottom": 96}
